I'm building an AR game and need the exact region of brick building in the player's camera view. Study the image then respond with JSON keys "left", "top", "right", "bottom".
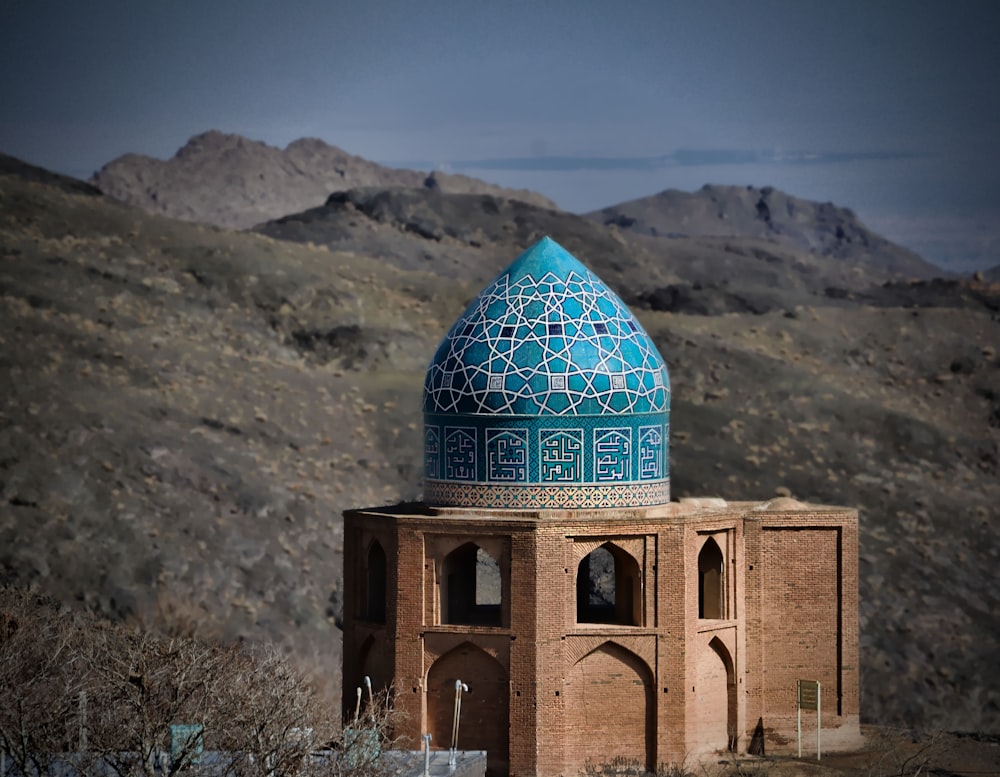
{"left": 343, "top": 237, "right": 861, "bottom": 775}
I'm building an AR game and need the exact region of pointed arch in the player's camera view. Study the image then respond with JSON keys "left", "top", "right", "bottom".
{"left": 694, "top": 637, "right": 737, "bottom": 753}
{"left": 564, "top": 641, "right": 654, "bottom": 771}
{"left": 576, "top": 542, "right": 642, "bottom": 625}
{"left": 356, "top": 633, "right": 391, "bottom": 700}
{"left": 426, "top": 642, "right": 508, "bottom": 777}
{"left": 441, "top": 542, "right": 503, "bottom": 626}
{"left": 698, "top": 537, "right": 725, "bottom": 619}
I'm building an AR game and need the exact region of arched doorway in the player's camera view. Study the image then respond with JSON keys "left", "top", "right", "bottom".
{"left": 564, "top": 642, "right": 654, "bottom": 772}
{"left": 357, "top": 634, "right": 391, "bottom": 698}
{"left": 426, "top": 643, "right": 509, "bottom": 777}
{"left": 694, "top": 637, "right": 736, "bottom": 753}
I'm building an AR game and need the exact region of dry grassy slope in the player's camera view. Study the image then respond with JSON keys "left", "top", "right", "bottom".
{"left": 0, "top": 170, "right": 463, "bottom": 683}
{"left": 1, "top": 162, "right": 999, "bottom": 732}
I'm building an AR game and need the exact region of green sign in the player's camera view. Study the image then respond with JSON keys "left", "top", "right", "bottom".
{"left": 798, "top": 680, "right": 819, "bottom": 711}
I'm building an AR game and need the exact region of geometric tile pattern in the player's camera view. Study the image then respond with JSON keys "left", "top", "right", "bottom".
{"left": 444, "top": 427, "right": 476, "bottom": 481}
{"left": 486, "top": 429, "right": 528, "bottom": 482}
{"left": 422, "top": 237, "right": 671, "bottom": 509}
{"left": 638, "top": 425, "right": 663, "bottom": 481}
{"left": 424, "top": 237, "right": 669, "bottom": 417}
{"left": 424, "top": 426, "right": 441, "bottom": 480}
{"left": 594, "top": 428, "right": 631, "bottom": 482}
{"left": 540, "top": 429, "right": 583, "bottom": 482}
{"left": 424, "top": 413, "right": 669, "bottom": 508}
{"left": 423, "top": 479, "right": 670, "bottom": 509}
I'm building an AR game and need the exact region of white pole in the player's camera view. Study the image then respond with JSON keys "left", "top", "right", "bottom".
{"left": 816, "top": 683, "right": 822, "bottom": 761}
{"left": 796, "top": 681, "right": 802, "bottom": 758}
{"left": 450, "top": 680, "right": 468, "bottom": 766}
{"left": 423, "top": 734, "right": 432, "bottom": 777}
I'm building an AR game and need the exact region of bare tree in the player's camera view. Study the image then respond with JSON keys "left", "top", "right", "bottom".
{"left": 77, "top": 625, "right": 237, "bottom": 777}
{"left": 0, "top": 587, "right": 85, "bottom": 775}
{"left": 2, "top": 586, "right": 405, "bottom": 777}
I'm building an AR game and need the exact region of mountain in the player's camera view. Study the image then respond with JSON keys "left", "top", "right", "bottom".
{"left": 2, "top": 153, "right": 999, "bottom": 732}
{"left": 90, "top": 131, "right": 557, "bottom": 230}
{"left": 586, "top": 184, "right": 942, "bottom": 279}
{"left": 255, "top": 186, "right": 954, "bottom": 316}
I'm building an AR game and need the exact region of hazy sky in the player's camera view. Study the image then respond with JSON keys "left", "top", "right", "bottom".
{"left": 2, "top": 0, "right": 998, "bottom": 271}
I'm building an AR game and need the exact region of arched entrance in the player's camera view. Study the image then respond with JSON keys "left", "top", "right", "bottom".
{"left": 694, "top": 637, "right": 736, "bottom": 753}
{"left": 564, "top": 642, "right": 654, "bottom": 772}
{"left": 426, "top": 643, "right": 509, "bottom": 776}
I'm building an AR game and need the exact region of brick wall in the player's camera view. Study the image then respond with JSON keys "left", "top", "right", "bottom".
{"left": 341, "top": 500, "right": 861, "bottom": 775}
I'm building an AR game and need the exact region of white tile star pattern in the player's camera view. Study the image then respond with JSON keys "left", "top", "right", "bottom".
{"left": 424, "top": 238, "right": 669, "bottom": 417}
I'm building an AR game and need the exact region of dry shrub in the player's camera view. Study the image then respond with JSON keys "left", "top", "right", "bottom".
{"left": 0, "top": 584, "right": 398, "bottom": 777}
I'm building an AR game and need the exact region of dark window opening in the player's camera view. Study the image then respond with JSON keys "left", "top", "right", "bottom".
{"left": 698, "top": 538, "right": 725, "bottom": 619}
{"left": 442, "top": 543, "right": 503, "bottom": 626}
{"left": 576, "top": 544, "right": 641, "bottom": 625}
{"left": 365, "top": 540, "right": 387, "bottom": 623}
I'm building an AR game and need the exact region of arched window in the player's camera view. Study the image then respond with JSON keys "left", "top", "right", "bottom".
{"left": 698, "top": 538, "right": 725, "bottom": 619}
{"left": 576, "top": 543, "right": 641, "bottom": 625}
{"left": 441, "top": 543, "right": 502, "bottom": 626}
{"left": 364, "top": 540, "right": 387, "bottom": 623}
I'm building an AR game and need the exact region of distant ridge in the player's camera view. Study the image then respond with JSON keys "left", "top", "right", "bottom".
{"left": 1, "top": 151, "right": 102, "bottom": 197}
{"left": 587, "top": 183, "right": 942, "bottom": 279}
{"left": 90, "top": 131, "right": 557, "bottom": 230}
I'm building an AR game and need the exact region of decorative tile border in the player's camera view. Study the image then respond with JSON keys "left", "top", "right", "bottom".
{"left": 425, "top": 413, "right": 669, "bottom": 492}
{"left": 423, "top": 479, "right": 670, "bottom": 509}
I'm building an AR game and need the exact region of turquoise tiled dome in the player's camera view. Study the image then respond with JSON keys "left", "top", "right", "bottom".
{"left": 422, "top": 237, "right": 670, "bottom": 509}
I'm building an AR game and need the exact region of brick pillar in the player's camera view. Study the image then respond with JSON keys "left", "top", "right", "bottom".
{"left": 840, "top": 513, "right": 861, "bottom": 720}
{"left": 657, "top": 524, "right": 687, "bottom": 765}
{"left": 507, "top": 528, "right": 539, "bottom": 777}
{"left": 393, "top": 525, "right": 426, "bottom": 748}
{"left": 742, "top": 516, "right": 765, "bottom": 751}
{"left": 533, "top": 526, "right": 573, "bottom": 777}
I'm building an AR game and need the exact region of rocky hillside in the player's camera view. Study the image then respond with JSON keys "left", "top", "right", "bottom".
{"left": 2, "top": 154, "right": 999, "bottom": 733}
{"left": 90, "top": 131, "right": 557, "bottom": 229}
{"left": 587, "top": 184, "right": 942, "bottom": 279}
{"left": 255, "top": 186, "right": 939, "bottom": 315}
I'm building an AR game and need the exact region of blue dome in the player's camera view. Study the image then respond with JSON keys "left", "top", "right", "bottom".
{"left": 424, "top": 237, "right": 668, "bottom": 416}
{"left": 422, "top": 237, "right": 671, "bottom": 509}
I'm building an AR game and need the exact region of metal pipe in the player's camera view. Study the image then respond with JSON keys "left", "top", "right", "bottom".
{"left": 364, "top": 675, "right": 374, "bottom": 708}
{"left": 422, "top": 734, "right": 432, "bottom": 777}
{"left": 354, "top": 687, "right": 362, "bottom": 723}
{"left": 450, "top": 680, "right": 469, "bottom": 766}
